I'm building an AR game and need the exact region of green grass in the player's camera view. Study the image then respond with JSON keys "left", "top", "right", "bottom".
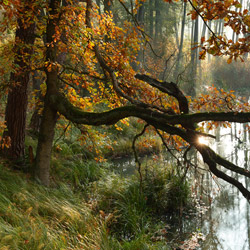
{"left": 0, "top": 164, "right": 109, "bottom": 250}
{"left": 0, "top": 161, "right": 175, "bottom": 250}
{"left": 92, "top": 164, "right": 191, "bottom": 245}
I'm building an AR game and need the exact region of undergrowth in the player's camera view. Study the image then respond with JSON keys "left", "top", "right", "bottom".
{"left": 0, "top": 122, "right": 193, "bottom": 249}
{"left": 0, "top": 161, "right": 178, "bottom": 249}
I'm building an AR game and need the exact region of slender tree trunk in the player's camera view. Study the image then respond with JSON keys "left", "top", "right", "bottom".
{"left": 199, "top": 19, "right": 207, "bottom": 79}
{"left": 189, "top": 17, "right": 198, "bottom": 96}
{"left": 191, "top": 20, "right": 194, "bottom": 45}
{"left": 104, "top": 0, "right": 112, "bottom": 13}
{"left": 96, "top": 0, "right": 101, "bottom": 14}
{"left": 174, "top": 1, "right": 186, "bottom": 79}
{"left": 236, "top": 0, "right": 243, "bottom": 41}
{"left": 207, "top": 20, "right": 212, "bottom": 62}
{"left": 4, "top": 2, "right": 36, "bottom": 160}
{"left": 149, "top": 0, "right": 154, "bottom": 37}
{"left": 136, "top": 2, "right": 145, "bottom": 26}
{"left": 35, "top": 0, "right": 60, "bottom": 186}
{"left": 132, "top": 2, "right": 145, "bottom": 71}
{"left": 29, "top": 71, "right": 45, "bottom": 134}
{"left": 174, "top": 21, "right": 180, "bottom": 50}
{"left": 154, "top": 0, "right": 161, "bottom": 40}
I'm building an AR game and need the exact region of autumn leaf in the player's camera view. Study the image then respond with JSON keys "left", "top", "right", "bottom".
{"left": 227, "top": 57, "right": 232, "bottom": 64}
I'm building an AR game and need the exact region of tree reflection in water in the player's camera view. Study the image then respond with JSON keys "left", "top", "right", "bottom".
{"left": 113, "top": 123, "right": 250, "bottom": 249}
{"left": 197, "top": 123, "right": 250, "bottom": 250}
{"left": 168, "top": 123, "right": 250, "bottom": 250}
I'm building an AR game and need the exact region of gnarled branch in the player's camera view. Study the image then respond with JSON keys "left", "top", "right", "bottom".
{"left": 135, "top": 74, "right": 189, "bottom": 114}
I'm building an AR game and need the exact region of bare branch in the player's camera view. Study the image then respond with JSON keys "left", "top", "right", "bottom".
{"left": 132, "top": 123, "right": 149, "bottom": 191}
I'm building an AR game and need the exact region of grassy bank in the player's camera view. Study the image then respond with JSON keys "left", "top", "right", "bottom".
{"left": 0, "top": 120, "right": 198, "bottom": 249}
{"left": 0, "top": 163, "right": 116, "bottom": 250}
{"left": 0, "top": 155, "right": 192, "bottom": 250}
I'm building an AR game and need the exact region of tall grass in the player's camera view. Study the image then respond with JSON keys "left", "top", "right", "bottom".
{"left": 92, "top": 163, "right": 191, "bottom": 248}
{"left": 0, "top": 163, "right": 174, "bottom": 249}
{"left": 0, "top": 124, "right": 192, "bottom": 249}
{"left": 0, "top": 164, "right": 110, "bottom": 250}
{"left": 94, "top": 173, "right": 150, "bottom": 239}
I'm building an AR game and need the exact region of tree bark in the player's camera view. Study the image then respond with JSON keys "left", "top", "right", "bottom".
{"left": 199, "top": 18, "right": 207, "bottom": 79}
{"left": 4, "top": 2, "right": 37, "bottom": 160}
{"left": 104, "top": 0, "right": 112, "bottom": 13}
{"left": 149, "top": 0, "right": 154, "bottom": 37}
{"left": 154, "top": 0, "right": 161, "bottom": 40}
{"left": 136, "top": 1, "right": 145, "bottom": 26}
{"left": 35, "top": 95, "right": 57, "bottom": 186}
{"left": 34, "top": 0, "right": 60, "bottom": 186}
{"left": 29, "top": 71, "right": 45, "bottom": 134}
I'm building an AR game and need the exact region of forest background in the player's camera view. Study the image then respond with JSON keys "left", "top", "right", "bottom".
{"left": 1, "top": 0, "right": 250, "bottom": 249}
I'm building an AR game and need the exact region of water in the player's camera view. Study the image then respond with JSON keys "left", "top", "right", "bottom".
{"left": 112, "top": 123, "right": 250, "bottom": 250}
{"left": 197, "top": 123, "right": 250, "bottom": 250}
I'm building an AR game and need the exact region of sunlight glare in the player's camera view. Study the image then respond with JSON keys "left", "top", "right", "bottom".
{"left": 198, "top": 136, "right": 207, "bottom": 145}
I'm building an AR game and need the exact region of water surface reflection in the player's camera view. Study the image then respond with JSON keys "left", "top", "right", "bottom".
{"left": 112, "top": 123, "right": 250, "bottom": 249}
{"left": 197, "top": 123, "right": 250, "bottom": 250}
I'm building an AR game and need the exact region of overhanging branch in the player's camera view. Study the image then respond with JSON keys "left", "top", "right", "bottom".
{"left": 196, "top": 144, "right": 250, "bottom": 201}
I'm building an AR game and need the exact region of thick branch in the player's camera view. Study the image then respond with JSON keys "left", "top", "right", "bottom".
{"left": 51, "top": 92, "right": 250, "bottom": 128}
{"left": 180, "top": 112, "right": 250, "bottom": 124}
{"left": 135, "top": 74, "right": 189, "bottom": 114}
{"left": 215, "top": 151, "right": 250, "bottom": 178}
{"left": 196, "top": 144, "right": 250, "bottom": 201}
{"left": 49, "top": 92, "right": 190, "bottom": 140}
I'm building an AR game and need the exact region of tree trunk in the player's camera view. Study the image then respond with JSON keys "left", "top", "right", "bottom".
{"left": 149, "top": 0, "right": 154, "bottom": 37}
{"left": 29, "top": 71, "right": 45, "bottom": 134}
{"left": 199, "top": 19, "right": 207, "bottom": 79}
{"left": 34, "top": 95, "right": 57, "bottom": 186}
{"left": 136, "top": 2, "right": 145, "bottom": 26}
{"left": 154, "top": 0, "right": 161, "bottom": 40}
{"left": 174, "top": 21, "right": 180, "bottom": 50}
{"left": 207, "top": 20, "right": 212, "bottom": 62}
{"left": 4, "top": 2, "right": 36, "bottom": 160}
{"left": 104, "top": 0, "right": 112, "bottom": 13}
{"left": 174, "top": 1, "right": 187, "bottom": 79}
{"left": 236, "top": 0, "right": 243, "bottom": 41}
{"left": 34, "top": 0, "right": 60, "bottom": 186}
{"left": 189, "top": 17, "right": 198, "bottom": 96}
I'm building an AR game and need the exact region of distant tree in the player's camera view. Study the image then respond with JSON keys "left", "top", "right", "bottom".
{"left": 174, "top": 1, "right": 187, "bottom": 79}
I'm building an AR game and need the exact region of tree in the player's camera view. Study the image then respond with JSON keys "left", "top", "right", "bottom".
{"left": 2, "top": 0, "right": 250, "bottom": 202}
{"left": 189, "top": 17, "right": 198, "bottom": 96}
{"left": 1, "top": 1, "right": 39, "bottom": 160}
{"left": 174, "top": 1, "right": 187, "bottom": 79}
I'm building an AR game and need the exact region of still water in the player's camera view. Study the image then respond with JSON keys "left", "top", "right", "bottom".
{"left": 113, "top": 123, "right": 250, "bottom": 250}
{"left": 197, "top": 123, "right": 250, "bottom": 250}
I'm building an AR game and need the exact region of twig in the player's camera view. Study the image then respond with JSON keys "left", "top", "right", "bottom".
{"left": 154, "top": 128, "right": 182, "bottom": 166}
{"left": 132, "top": 123, "right": 149, "bottom": 192}
{"left": 53, "top": 121, "right": 71, "bottom": 147}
